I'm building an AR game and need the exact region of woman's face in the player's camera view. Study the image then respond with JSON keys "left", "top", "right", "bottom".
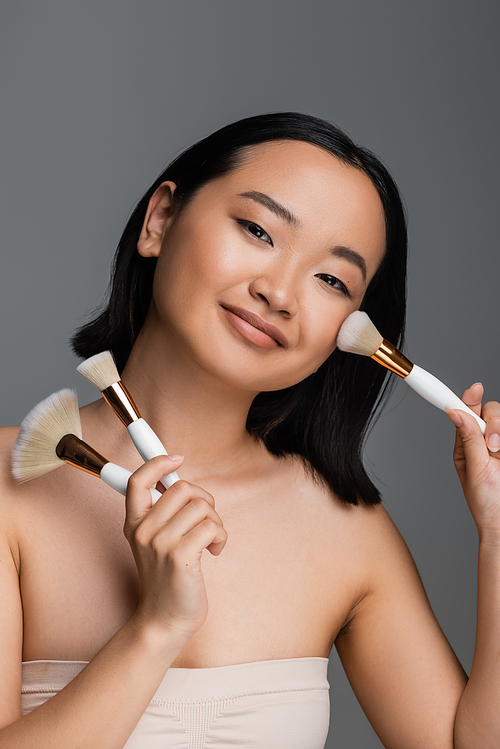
{"left": 141, "top": 140, "right": 386, "bottom": 393}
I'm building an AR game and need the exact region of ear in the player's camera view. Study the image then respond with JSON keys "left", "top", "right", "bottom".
{"left": 137, "top": 181, "right": 178, "bottom": 258}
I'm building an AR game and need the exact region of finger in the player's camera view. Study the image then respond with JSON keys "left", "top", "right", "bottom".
{"left": 145, "top": 479, "right": 216, "bottom": 525}
{"left": 125, "top": 454, "right": 184, "bottom": 530}
{"left": 482, "top": 401, "right": 500, "bottom": 454}
{"left": 176, "top": 518, "right": 228, "bottom": 558}
{"left": 128, "top": 479, "right": 218, "bottom": 551}
{"left": 157, "top": 497, "right": 222, "bottom": 544}
{"left": 446, "top": 409, "right": 489, "bottom": 476}
{"left": 460, "top": 382, "right": 484, "bottom": 417}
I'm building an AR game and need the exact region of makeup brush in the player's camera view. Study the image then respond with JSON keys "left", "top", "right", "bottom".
{"left": 77, "top": 351, "right": 179, "bottom": 489}
{"left": 336, "top": 311, "right": 486, "bottom": 433}
{"left": 11, "top": 389, "right": 161, "bottom": 501}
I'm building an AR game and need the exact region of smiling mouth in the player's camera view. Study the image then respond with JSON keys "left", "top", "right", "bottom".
{"left": 221, "top": 305, "right": 288, "bottom": 349}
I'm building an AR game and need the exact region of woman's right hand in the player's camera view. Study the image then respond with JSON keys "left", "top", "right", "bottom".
{"left": 123, "top": 455, "right": 227, "bottom": 645}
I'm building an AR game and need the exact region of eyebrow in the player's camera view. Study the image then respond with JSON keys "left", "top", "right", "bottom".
{"left": 331, "top": 245, "right": 367, "bottom": 281}
{"left": 237, "top": 190, "right": 367, "bottom": 281}
{"left": 237, "top": 191, "right": 299, "bottom": 228}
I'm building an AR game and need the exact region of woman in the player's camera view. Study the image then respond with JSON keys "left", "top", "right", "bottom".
{"left": 0, "top": 112, "right": 498, "bottom": 748}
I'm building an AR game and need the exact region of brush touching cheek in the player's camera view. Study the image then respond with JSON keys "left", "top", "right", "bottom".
{"left": 337, "top": 311, "right": 487, "bottom": 432}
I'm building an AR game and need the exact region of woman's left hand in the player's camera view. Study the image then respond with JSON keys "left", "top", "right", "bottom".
{"left": 447, "top": 383, "right": 500, "bottom": 538}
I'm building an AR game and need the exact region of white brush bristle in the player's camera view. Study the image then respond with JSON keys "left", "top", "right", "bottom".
{"left": 337, "top": 311, "right": 383, "bottom": 356}
{"left": 12, "top": 389, "right": 82, "bottom": 482}
{"left": 77, "top": 350, "right": 120, "bottom": 391}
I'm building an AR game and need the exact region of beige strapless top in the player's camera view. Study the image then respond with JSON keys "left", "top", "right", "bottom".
{"left": 22, "top": 657, "right": 330, "bottom": 748}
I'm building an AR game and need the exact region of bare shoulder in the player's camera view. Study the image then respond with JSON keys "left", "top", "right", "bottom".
{"left": 280, "top": 459, "right": 421, "bottom": 619}
{"left": 290, "top": 457, "right": 410, "bottom": 565}
{"left": 324, "top": 491, "right": 467, "bottom": 747}
{"left": 0, "top": 425, "right": 22, "bottom": 505}
{"left": 0, "top": 425, "right": 19, "bottom": 465}
{"left": 0, "top": 426, "right": 26, "bottom": 723}
{"left": 0, "top": 426, "right": 23, "bottom": 556}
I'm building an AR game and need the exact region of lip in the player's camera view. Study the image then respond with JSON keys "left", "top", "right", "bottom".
{"left": 221, "top": 305, "right": 289, "bottom": 349}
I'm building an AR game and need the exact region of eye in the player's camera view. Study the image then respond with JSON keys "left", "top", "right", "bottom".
{"left": 237, "top": 220, "right": 273, "bottom": 246}
{"left": 315, "top": 273, "right": 352, "bottom": 298}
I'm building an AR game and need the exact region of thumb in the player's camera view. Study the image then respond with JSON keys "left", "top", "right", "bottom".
{"left": 124, "top": 454, "right": 184, "bottom": 531}
{"left": 446, "top": 408, "right": 488, "bottom": 482}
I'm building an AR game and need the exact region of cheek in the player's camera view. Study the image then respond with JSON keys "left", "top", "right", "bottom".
{"left": 153, "top": 230, "right": 209, "bottom": 300}
{"left": 306, "top": 336, "right": 338, "bottom": 375}
{"left": 287, "top": 319, "right": 341, "bottom": 385}
{"left": 306, "top": 301, "right": 346, "bottom": 354}
{"left": 165, "top": 222, "right": 245, "bottom": 288}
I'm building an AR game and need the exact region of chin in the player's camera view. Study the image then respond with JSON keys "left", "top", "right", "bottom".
{"left": 183, "top": 329, "right": 327, "bottom": 394}
{"left": 209, "top": 359, "right": 320, "bottom": 394}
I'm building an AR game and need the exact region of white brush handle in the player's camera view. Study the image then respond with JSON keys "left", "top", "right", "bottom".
{"left": 405, "top": 364, "right": 486, "bottom": 434}
{"left": 127, "top": 418, "right": 180, "bottom": 490}
{"left": 100, "top": 461, "right": 162, "bottom": 503}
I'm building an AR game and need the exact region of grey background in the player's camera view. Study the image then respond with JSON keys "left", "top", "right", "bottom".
{"left": 1, "top": 1, "right": 499, "bottom": 746}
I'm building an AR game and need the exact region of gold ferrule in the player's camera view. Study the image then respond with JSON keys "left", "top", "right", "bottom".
{"left": 56, "top": 434, "right": 107, "bottom": 477}
{"left": 102, "top": 381, "right": 141, "bottom": 427}
{"left": 371, "top": 339, "right": 413, "bottom": 378}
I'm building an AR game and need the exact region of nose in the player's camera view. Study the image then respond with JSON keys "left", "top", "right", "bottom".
{"left": 248, "top": 261, "right": 299, "bottom": 318}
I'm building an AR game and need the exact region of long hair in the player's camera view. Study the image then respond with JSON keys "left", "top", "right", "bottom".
{"left": 71, "top": 112, "right": 407, "bottom": 505}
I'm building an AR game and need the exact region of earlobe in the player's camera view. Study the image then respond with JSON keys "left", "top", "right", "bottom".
{"left": 137, "top": 181, "right": 178, "bottom": 258}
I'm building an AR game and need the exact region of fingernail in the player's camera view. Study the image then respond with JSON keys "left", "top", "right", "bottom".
{"left": 167, "top": 453, "right": 184, "bottom": 461}
{"left": 488, "top": 434, "right": 500, "bottom": 452}
{"left": 447, "top": 410, "right": 463, "bottom": 428}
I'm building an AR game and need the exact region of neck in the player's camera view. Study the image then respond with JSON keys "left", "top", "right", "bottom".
{"left": 114, "top": 319, "right": 264, "bottom": 482}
